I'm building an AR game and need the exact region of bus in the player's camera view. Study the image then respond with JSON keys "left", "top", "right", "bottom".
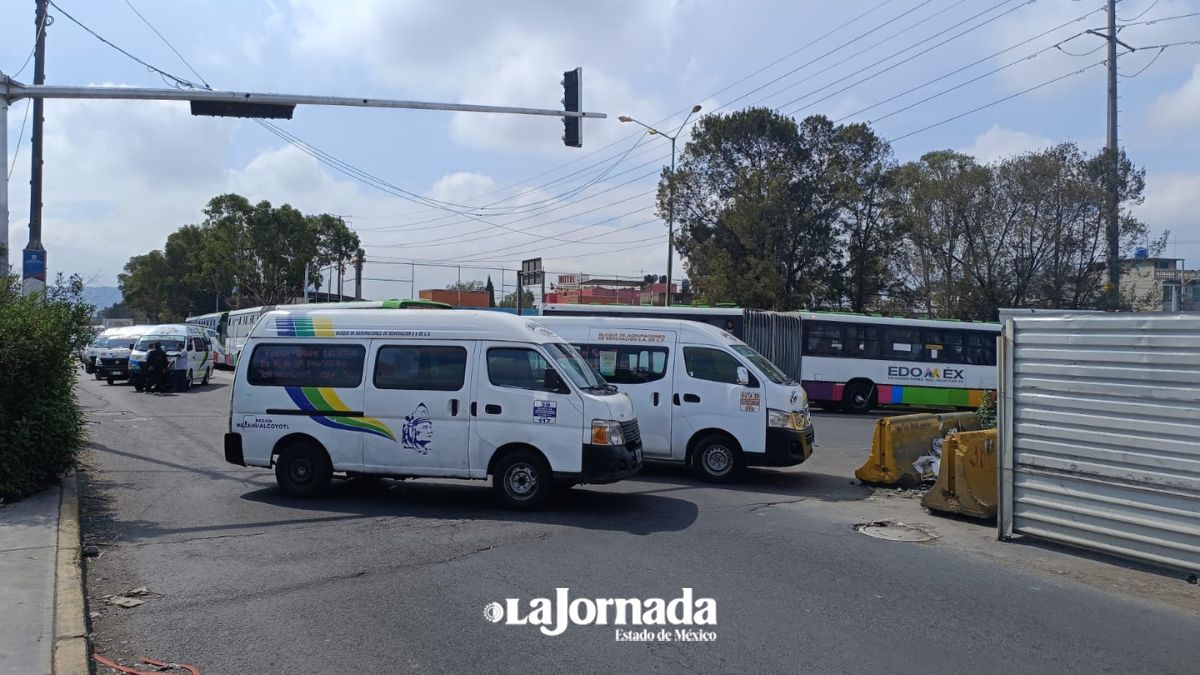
{"left": 187, "top": 299, "right": 453, "bottom": 368}
{"left": 541, "top": 304, "right": 999, "bottom": 413}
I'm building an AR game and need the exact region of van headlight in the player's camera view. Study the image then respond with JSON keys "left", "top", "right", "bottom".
{"left": 591, "top": 420, "right": 625, "bottom": 446}
{"left": 768, "top": 408, "right": 809, "bottom": 430}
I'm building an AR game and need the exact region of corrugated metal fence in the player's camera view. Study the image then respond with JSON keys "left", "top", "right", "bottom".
{"left": 998, "top": 314, "right": 1200, "bottom": 572}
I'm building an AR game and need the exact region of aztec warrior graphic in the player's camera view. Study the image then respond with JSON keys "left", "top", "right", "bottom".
{"left": 402, "top": 403, "right": 433, "bottom": 454}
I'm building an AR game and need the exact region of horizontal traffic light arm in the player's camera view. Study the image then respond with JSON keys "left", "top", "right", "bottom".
{"left": 0, "top": 79, "right": 607, "bottom": 119}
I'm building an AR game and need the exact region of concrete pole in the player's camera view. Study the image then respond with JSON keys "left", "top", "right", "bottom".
{"left": 1104, "top": 0, "right": 1120, "bottom": 308}
{"left": 666, "top": 134, "right": 676, "bottom": 307}
{"left": 1, "top": 96, "right": 8, "bottom": 278}
{"left": 22, "top": 0, "right": 48, "bottom": 295}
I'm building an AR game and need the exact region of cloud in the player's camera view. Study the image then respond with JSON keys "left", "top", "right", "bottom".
{"left": 1151, "top": 64, "right": 1200, "bottom": 131}
{"left": 960, "top": 125, "right": 1054, "bottom": 163}
{"left": 286, "top": 0, "right": 678, "bottom": 153}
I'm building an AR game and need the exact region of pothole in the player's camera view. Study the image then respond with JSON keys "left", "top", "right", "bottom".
{"left": 854, "top": 520, "right": 937, "bottom": 542}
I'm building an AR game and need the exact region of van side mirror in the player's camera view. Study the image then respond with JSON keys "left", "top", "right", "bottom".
{"left": 544, "top": 368, "right": 566, "bottom": 393}
{"left": 736, "top": 366, "right": 750, "bottom": 386}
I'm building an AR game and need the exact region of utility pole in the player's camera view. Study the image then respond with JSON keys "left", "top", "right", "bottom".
{"left": 22, "top": 0, "right": 49, "bottom": 295}
{"left": 353, "top": 248, "right": 363, "bottom": 300}
{"left": 1, "top": 94, "right": 8, "bottom": 277}
{"left": 1088, "top": 0, "right": 1133, "bottom": 309}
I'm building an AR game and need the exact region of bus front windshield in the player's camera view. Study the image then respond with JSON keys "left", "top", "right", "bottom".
{"left": 731, "top": 345, "right": 794, "bottom": 385}
{"left": 545, "top": 343, "right": 614, "bottom": 393}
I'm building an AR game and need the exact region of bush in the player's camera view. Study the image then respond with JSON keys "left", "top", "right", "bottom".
{"left": 976, "top": 390, "right": 997, "bottom": 430}
{"left": 0, "top": 274, "right": 95, "bottom": 500}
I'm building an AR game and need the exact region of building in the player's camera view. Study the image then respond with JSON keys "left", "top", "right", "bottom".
{"left": 1120, "top": 258, "right": 1200, "bottom": 312}
{"left": 419, "top": 289, "right": 493, "bottom": 308}
{"left": 543, "top": 274, "right": 692, "bottom": 306}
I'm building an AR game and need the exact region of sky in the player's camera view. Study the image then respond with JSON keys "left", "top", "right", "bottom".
{"left": 3, "top": 0, "right": 1200, "bottom": 304}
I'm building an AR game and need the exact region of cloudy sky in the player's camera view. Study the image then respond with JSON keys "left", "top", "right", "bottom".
{"left": 3, "top": 0, "right": 1199, "bottom": 302}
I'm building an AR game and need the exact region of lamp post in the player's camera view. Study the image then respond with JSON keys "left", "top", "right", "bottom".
{"left": 619, "top": 104, "right": 701, "bottom": 306}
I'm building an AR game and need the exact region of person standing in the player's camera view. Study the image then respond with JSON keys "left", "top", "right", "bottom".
{"left": 146, "top": 342, "right": 168, "bottom": 393}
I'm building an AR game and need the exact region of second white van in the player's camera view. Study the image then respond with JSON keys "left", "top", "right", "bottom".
{"left": 539, "top": 316, "right": 814, "bottom": 482}
{"left": 224, "top": 309, "right": 643, "bottom": 508}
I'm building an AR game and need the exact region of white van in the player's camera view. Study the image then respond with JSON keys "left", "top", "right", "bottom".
{"left": 223, "top": 309, "right": 642, "bottom": 508}
{"left": 128, "top": 324, "right": 215, "bottom": 390}
{"left": 538, "top": 316, "right": 814, "bottom": 482}
{"left": 92, "top": 325, "right": 153, "bottom": 383}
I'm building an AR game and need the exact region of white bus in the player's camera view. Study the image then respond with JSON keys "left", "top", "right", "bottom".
{"left": 541, "top": 304, "right": 999, "bottom": 413}
{"left": 188, "top": 299, "right": 452, "bottom": 368}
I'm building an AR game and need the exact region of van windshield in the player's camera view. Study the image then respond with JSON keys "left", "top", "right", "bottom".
{"left": 545, "top": 343, "right": 614, "bottom": 393}
{"left": 731, "top": 345, "right": 793, "bottom": 385}
{"left": 135, "top": 336, "right": 186, "bottom": 352}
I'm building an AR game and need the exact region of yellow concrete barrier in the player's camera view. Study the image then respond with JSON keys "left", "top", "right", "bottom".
{"left": 921, "top": 428, "right": 999, "bottom": 520}
{"left": 854, "top": 412, "right": 981, "bottom": 486}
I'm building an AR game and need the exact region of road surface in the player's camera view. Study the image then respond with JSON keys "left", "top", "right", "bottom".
{"left": 77, "top": 371, "right": 1199, "bottom": 674}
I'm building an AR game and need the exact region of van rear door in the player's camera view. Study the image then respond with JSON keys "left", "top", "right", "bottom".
{"left": 361, "top": 340, "right": 475, "bottom": 477}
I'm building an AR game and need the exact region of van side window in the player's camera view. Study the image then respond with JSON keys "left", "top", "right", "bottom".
{"left": 683, "top": 347, "right": 750, "bottom": 386}
{"left": 374, "top": 346, "right": 467, "bottom": 391}
{"left": 573, "top": 344, "right": 668, "bottom": 384}
{"left": 247, "top": 343, "right": 365, "bottom": 388}
{"left": 487, "top": 348, "right": 556, "bottom": 391}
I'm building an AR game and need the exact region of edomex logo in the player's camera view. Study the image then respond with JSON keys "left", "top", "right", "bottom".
{"left": 887, "top": 366, "right": 965, "bottom": 381}
{"left": 484, "top": 588, "right": 717, "bottom": 641}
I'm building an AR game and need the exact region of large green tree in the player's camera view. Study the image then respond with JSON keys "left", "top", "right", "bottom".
{"left": 120, "top": 194, "right": 360, "bottom": 320}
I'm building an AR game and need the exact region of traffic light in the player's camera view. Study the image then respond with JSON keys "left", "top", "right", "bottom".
{"left": 561, "top": 67, "right": 582, "bottom": 148}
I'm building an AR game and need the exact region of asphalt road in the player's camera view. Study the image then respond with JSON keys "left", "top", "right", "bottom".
{"left": 77, "top": 370, "right": 1199, "bottom": 674}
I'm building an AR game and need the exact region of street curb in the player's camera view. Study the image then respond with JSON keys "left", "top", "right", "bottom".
{"left": 52, "top": 473, "right": 91, "bottom": 675}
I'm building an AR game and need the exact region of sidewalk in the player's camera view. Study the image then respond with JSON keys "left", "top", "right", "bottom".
{"left": 0, "top": 485, "right": 60, "bottom": 675}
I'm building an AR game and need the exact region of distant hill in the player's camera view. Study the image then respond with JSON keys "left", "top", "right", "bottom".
{"left": 82, "top": 286, "right": 123, "bottom": 312}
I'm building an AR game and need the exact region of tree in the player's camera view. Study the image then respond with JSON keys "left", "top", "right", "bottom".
{"left": 660, "top": 109, "right": 846, "bottom": 309}
{"left": 119, "top": 194, "right": 361, "bottom": 320}
{"left": 446, "top": 280, "right": 486, "bottom": 291}
{"left": 498, "top": 290, "right": 534, "bottom": 308}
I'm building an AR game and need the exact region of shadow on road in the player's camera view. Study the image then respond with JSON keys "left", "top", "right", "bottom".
{"left": 240, "top": 479, "right": 700, "bottom": 536}
{"left": 627, "top": 462, "right": 871, "bottom": 502}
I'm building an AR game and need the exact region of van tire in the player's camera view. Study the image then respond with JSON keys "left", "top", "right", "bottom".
{"left": 492, "top": 449, "right": 551, "bottom": 510}
{"left": 186, "top": 370, "right": 194, "bottom": 390}
{"left": 201, "top": 368, "right": 211, "bottom": 386}
{"left": 843, "top": 380, "right": 876, "bottom": 414}
{"left": 275, "top": 441, "right": 332, "bottom": 498}
{"left": 106, "top": 375, "right": 114, "bottom": 385}
{"left": 690, "top": 434, "right": 744, "bottom": 482}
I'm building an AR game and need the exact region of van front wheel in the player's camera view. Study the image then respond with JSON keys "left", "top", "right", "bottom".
{"left": 275, "top": 442, "right": 332, "bottom": 498}
{"left": 493, "top": 450, "right": 551, "bottom": 510}
{"left": 691, "top": 434, "right": 744, "bottom": 482}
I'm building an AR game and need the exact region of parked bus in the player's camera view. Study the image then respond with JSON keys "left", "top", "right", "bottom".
{"left": 542, "top": 304, "right": 999, "bottom": 413}
{"left": 188, "top": 299, "right": 451, "bottom": 368}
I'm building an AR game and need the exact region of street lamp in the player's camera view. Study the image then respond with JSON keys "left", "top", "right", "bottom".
{"left": 620, "top": 104, "right": 702, "bottom": 306}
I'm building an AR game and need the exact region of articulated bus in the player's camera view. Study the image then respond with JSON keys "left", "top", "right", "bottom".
{"left": 187, "top": 299, "right": 452, "bottom": 368}
{"left": 541, "top": 304, "right": 999, "bottom": 413}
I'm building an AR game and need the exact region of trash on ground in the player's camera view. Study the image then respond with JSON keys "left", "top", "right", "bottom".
{"left": 102, "top": 586, "right": 163, "bottom": 609}
{"left": 911, "top": 437, "right": 943, "bottom": 482}
{"left": 854, "top": 520, "right": 937, "bottom": 543}
{"left": 94, "top": 653, "right": 200, "bottom": 674}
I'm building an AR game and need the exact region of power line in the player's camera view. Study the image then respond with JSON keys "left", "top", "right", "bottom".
{"left": 888, "top": 58, "right": 1109, "bottom": 143}
{"left": 121, "top": 0, "right": 210, "bottom": 88}
{"left": 835, "top": 4, "right": 1106, "bottom": 123}
{"left": 776, "top": 0, "right": 1033, "bottom": 116}
{"left": 1118, "top": 0, "right": 1160, "bottom": 22}
{"left": 1112, "top": 9, "right": 1200, "bottom": 28}
{"left": 9, "top": 7, "right": 47, "bottom": 79}
{"left": 7, "top": 100, "right": 32, "bottom": 180}
{"left": 1119, "top": 45, "right": 1167, "bottom": 78}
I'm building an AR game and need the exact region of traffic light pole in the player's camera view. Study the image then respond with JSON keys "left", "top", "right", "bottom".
{"left": 0, "top": 72, "right": 603, "bottom": 293}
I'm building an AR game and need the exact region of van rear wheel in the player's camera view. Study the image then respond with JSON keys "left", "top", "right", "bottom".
{"left": 275, "top": 441, "right": 332, "bottom": 498}
{"left": 690, "top": 434, "right": 744, "bottom": 482}
{"left": 492, "top": 450, "right": 551, "bottom": 510}
{"left": 201, "top": 368, "right": 211, "bottom": 386}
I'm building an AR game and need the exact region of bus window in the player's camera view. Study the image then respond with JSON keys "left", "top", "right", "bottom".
{"left": 881, "top": 328, "right": 921, "bottom": 361}
{"left": 965, "top": 332, "right": 997, "bottom": 366}
{"left": 842, "top": 324, "right": 880, "bottom": 359}
{"left": 802, "top": 321, "right": 844, "bottom": 357}
{"left": 922, "top": 329, "right": 965, "bottom": 364}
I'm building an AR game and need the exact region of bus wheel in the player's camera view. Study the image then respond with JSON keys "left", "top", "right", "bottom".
{"left": 843, "top": 381, "right": 875, "bottom": 414}
{"left": 275, "top": 441, "right": 332, "bottom": 498}
{"left": 691, "top": 434, "right": 743, "bottom": 482}
{"left": 493, "top": 449, "right": 551, "bottom": 510}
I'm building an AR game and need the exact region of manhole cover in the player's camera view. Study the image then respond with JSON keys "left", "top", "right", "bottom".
{"left": 854, "top": 520, "right": 936, "bottom": 542}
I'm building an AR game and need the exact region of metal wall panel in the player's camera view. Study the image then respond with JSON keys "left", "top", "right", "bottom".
{"left": 999, "top": 314, "right": 1200, "bottom": 572}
